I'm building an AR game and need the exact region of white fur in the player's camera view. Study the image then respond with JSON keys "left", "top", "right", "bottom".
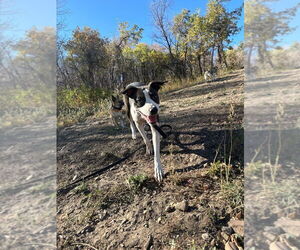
{"left": 128, "top": 88, "right": 164, "bottom": 182}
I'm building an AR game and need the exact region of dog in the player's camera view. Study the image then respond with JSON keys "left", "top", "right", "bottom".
{"left": 122, "top": 81, "right": 167, "bottom": 182}
{"left": 110, "top": 95, "right": 126, "bottom": 128}
{"left": 204, "top": 70, "right": 216, "bottom": 82}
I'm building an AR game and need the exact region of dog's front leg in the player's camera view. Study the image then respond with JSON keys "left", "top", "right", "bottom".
{"left": 150, "top": 126, "right": 164, "bottom": 182}
{"left": 129, "top": 120, "right": 137, "bottom": 139}
{"left": 120, "top": 118, "right": 125, "bottom": 128}
{"left": 136, "top": 121, "right": 153, "bottom": 155}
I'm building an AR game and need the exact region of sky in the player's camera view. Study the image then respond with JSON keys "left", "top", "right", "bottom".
{"left": 1, "top": 0, "right": 56, "bottom": 41}
{"left": 61, "top": 0, "right": 244, "bottom": 46}
{"left": 2, "top": 0, "right": 244, "bottom": 46}
{"left": 1, "top": 0, "right": 300, "bottom": 47}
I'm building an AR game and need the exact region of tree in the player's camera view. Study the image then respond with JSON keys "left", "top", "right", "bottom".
{"left": 109, "top": 22, "right": 143, "bottom": 86}
{"left": 245, "top": 0, "right": 300, "bottom": 72}
{"left": 187, "top": 11, "right": 210, "bottom": 75}
{"left": 63, "top": 27, "right": 108, "bottom": 88}
{"left": 123, "top": 43, "right": 168, "bottom": 82}
{"left": 206, "top": 0, "right": 242, "bottom": 70}
{"left": 11, "top": 27, "right": 56, "bottom": 88}
{"left": 151, "top": 0, "right": 184, "bottom": 79}
{"left": 172, "top": 9, "right": 193, "bottom": 76}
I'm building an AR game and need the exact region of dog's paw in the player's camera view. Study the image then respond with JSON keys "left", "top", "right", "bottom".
{"left": 154, "top": 165, "right": 164, "bottom": 182}
{"left": 146, "top": 145, "right": 153, "bottom": 155}
{"left": 132, "top": 134, "right": 137, "bottom": 140}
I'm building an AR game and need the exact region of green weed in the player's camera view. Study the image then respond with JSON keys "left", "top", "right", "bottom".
{"left": 127, "top": 174, "right": 148, "bottom": 192}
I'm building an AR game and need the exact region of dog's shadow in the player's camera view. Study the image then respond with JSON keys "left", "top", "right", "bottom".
{"left": 161, "top": 127, "right": 244, "bottom": 175}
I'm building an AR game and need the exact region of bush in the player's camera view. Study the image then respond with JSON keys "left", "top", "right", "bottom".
{"left": 57, "top": 86, "right": 112, "bottom": 127}
{"left": 0, "top": 86, "right": 55, "bottom": 128}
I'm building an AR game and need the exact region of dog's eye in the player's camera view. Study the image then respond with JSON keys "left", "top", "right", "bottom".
{"left": 135, "top": 96, "right": 146, "bottom": 107}
{"left": 149, "top": 92, "right": 159, "bottom": 104}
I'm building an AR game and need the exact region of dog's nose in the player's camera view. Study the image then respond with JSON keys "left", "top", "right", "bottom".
{"left": 150, "top": 107, "right": 158, "bottom": 115}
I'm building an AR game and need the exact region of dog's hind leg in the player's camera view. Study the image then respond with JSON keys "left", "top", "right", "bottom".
{"left": 136, "top": 121, "right": 153, "bottom": 155}
{"left": 150, "top": 125, "right": 164, "bottom": 182}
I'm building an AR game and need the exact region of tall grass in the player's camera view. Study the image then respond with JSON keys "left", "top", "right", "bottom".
{"left": 57, "top": 86, "right": 112, "bottom": 127}
{"left": 0, "top": 86, "right": 55, "bottom": 128}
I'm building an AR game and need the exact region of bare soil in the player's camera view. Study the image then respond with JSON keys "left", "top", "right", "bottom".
{"left": 0, "top": 118, "right": 56, "bottom": 249}
{"left": 57, "top": 70, "right": 244, "bottom": 249}
{"left": 244, "top": 68, "right": 300, "bottom": 249}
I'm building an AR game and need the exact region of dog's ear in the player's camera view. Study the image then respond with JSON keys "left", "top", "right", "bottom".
{"left": 111, "top": 95, "right": 116, "bottom": 102}
{"left": 149, "top": 81, "right": 168, "bottom": 92}
{"left": 122, "top": 87, "right": 138, "bottom": 99}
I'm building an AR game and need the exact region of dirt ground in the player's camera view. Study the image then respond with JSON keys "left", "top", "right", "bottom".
{"left": 57, "top": 70, "right": 244, "bottom": 249}
{"left": 244, "top": 68, "right": 300, "bottom": 249}
{"left": 0, "top": 117, "right": 56, "bottom": 249}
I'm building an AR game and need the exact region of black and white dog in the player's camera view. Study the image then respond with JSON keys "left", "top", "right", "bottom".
{"left": 122, "top": 81, "right": 167, "bottom": 182}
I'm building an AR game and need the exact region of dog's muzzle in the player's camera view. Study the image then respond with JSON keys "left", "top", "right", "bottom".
{"left": 139, "top": 111, "right": 158, "bottom": 124}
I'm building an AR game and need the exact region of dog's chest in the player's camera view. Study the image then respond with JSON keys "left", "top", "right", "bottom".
{"left": 129, "top": 98, "right": 142, "bottom": 121}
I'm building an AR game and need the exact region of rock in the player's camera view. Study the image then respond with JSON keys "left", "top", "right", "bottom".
{"left": 83, "top": 225, "right": 94, "bottom": 233}
{"left": 121, "top": 219, "right": 128, "bottom": 225}
{"left": 225, "top": 241, "right": 239, "bottom": 250}
{"left": 287, "top": 211, "right": 298, "bottom": 219}
{"left": 246, "top": 239, "right": 254, "bottom": 247}
{"left": 104, "top": 231, "right": 110, "bottom": 239}
{"left": 165, "top": 205, "right": 175, "bottom": 213}
{"left": 126, "top": 239, "right": 140, "bottom": 248}
{"left": 269, "top": 241, "right": 290, "bottom": 250}
{"left": 235, "top": 211, "right": 243, "bottom": 220}
{"left": 274, "top": 218, "right": 300, "bottom": 237}
{"left": 78, "top": 225, "right": 94, "bottom": 234}
{"left": 264, "top": 226, "right": 284, "bottom": 235}
{"left": 175, "top": 200, "right": 189, "bottom": 212}
{"left": 222, "top": 226, "right": 234, "bottom": 235}
{"left": 144, "top": 235, "right": 153, "bottom": 250}
{"left": 263, "top": 232, "right": 276, "bottom": 242}
{"left": 99, "top": 211, "right": 108, "bottom": 221}
{"left": 157, "top": 217, "right": 162, "bottom": 223}
{"left": 210, "top": 238, "right": 216, "bottom": 246}
{"left": 221, "top": 232, "right": 230, "bottom": 241}
{"left": 228, "top": 219, "right": 244, "bottom": 237}
{"left": 81, "top": 197, "right": 88, "bottom": 203}
{"left": 202, "top": 233, "right": 210, "bottom": 240}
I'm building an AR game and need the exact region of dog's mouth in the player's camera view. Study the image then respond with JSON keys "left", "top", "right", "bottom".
{"left": 140, "top": 113, "right": 158, "bottom": 124}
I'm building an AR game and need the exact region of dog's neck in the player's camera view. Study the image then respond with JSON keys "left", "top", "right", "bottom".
{"left": 111, "top": 105, "right": 122, "bottom": 111}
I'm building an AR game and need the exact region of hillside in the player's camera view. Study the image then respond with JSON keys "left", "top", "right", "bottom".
{"left": 57, "top": 70, "right": 244, "bottom": 249}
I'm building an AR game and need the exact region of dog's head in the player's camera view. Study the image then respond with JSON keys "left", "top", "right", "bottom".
{"left": 122, "top": 81, "right": 167, "bottom": 124}
{"left": 111, "top": 95, "right": 124, "bottom": 110}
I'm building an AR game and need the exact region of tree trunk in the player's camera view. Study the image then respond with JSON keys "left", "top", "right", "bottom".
{"left": 264, "top": 41, "right": 274, "bottom": 69}
{"left": 258, "top": 44, "right": 264, "bottom": 64}
{"left": 217, "top": 45, "right": 222, "bottom": 65}
{"left": 246, "top": 45, "right": 253, "bottom": 75}
{"left": 197, "top": 54, "right": 203, "bottom": 75}
{"left": 210, "top": 45, "right": 215, "bottom": 72}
